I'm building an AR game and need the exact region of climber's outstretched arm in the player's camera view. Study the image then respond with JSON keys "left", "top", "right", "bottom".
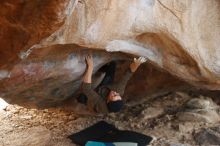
{"left": 82, "top": 55, "right": 109, "bottom": 113}
{"left": 83, "top": 55, "right": 93, "bottom": 83}
{"left": 108, "top": 57, "right": 147, "bottom": 96}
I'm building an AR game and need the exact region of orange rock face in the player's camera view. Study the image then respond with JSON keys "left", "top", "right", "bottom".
{"left": 0, "top": 0, "right": 70, "bottom": 68}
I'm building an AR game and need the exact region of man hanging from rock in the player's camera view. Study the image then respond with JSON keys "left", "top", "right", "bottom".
{"left": 77, "top": 54, "right": 147, "bottom": 113}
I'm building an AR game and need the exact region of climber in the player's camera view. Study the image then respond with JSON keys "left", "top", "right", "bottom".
{"left": 78, "top": 54, "right": 147, "bottom": 113}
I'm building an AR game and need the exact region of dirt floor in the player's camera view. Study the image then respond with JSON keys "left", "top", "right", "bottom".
{"left": 0, "top": 92, "right": 219, "bottom": 146}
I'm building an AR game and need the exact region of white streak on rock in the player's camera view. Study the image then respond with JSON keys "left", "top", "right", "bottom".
{"left": 65, "top": 0, "right": 78, "bottom": 16}
{"left": 23, "top": 65, "right": 37, "bottom": 76}
{"left": 57, "top": 0, "right": 78, "bottom": 21}
{"left": 106, "top": 40, "right": 162, "bottom": 66}
{"left": 0, "top": 70, "right": 10, "bottom": 80}
{"left": 85, "top": 21, "right": 101, "bottom": 43}
{"left": 64, "top": 56, "right": 85, "bottom": 75}
{"left": 18, "top": 44, "right": 42, "bottom": 60}
{"left": 64, "top": 58, "right": 78, "bottom": 69}
{"left": 0, "top": 98, "right": 8, "bottom": 110}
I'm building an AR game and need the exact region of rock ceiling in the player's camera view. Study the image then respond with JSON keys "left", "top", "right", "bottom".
{"left": 0, "top": 0, "right": 220, "bottom": 107}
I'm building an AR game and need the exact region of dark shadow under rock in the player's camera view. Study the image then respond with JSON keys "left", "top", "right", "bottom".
{"left": 0, "top": 44, "right": 189, "bottom": 110}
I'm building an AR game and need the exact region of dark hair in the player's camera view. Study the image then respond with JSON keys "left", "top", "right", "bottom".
{"left": 107, "top": 100, "right": 124, "bottom": 113}
{"left": 77, "top": 93, "right": 88, "bottom": 104}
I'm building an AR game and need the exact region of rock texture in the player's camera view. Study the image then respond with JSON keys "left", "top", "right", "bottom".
{"left": 39, "top": 0, "right": 220, "bottom": 89}
{"left": 2, "top": 126, "right": 51, "bottom": 146}
{"left": 0, "top": 91, "right": 202, "bottom": 146}
{"left": 0, "top": 0, "right": 74, "bottom": 68}
{"left": 178, "top": 97, "right": 220, "bottom": 123}
{"left": 195, "top": 126, "right": 220, "bottom": 145}
{"left": 0, "top": 0, "right": 220, "bottom": 106}
{"left": 0, "top": 46, "right": 131, "bottom": 107}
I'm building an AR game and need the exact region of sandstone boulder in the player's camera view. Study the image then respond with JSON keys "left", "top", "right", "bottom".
{"left": 195, "top": 126, "right": 220, "bottom": 145}
{"left": 38, "top": 0, "right": 220, "bottom": 90}
{"left": 139, "top": 107, "right": 164, "bottom": 120}
{"left": 0, "top": 0, "right": 220, "bottom": 106}
{"left": 178, "top": 97, "right": 220, "bottom": 123}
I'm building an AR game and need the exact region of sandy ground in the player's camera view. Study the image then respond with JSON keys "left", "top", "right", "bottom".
{"left": 0, "top": 92, "right": 219, "bottom": 146}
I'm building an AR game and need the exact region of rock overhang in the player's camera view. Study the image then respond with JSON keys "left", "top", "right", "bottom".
{"left": 0, "top": 0, "right": 220, "bottom": 107}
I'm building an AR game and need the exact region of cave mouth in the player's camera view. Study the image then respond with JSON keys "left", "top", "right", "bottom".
{"left": 1, "top": 45, "right": 219, "bottom": 111}
{"left": 1, "top": 48, "right": 220, "bottom": 145}
{"left": 0, "top": 45, "right": 189, "bottom": 110}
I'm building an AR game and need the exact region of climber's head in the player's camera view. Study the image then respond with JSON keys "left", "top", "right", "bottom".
{"left": 107, "top": 91, "right": 124, "bottom": 113}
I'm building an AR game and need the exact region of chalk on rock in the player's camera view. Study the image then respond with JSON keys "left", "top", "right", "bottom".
{"left": 0, "top": 98, "right": 9, "bottom": 110}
